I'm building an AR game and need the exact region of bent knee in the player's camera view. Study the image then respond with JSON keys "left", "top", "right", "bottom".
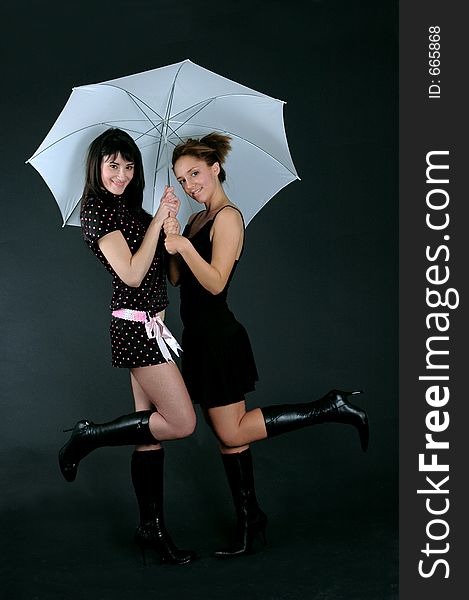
{"left": 216, "top": 429, "right": 244, "bottom": 449}
{"left": 173, "top": 412, "right": 197, "bottom": 439}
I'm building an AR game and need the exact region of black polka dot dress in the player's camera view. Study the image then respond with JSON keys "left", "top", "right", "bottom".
{"left": 81, "top": 192, "right": 169, "bottom": 368}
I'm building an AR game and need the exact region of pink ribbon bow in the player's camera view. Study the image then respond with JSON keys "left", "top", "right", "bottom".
{"left": 145, "top": 315, "right": 182, "bottom": 361}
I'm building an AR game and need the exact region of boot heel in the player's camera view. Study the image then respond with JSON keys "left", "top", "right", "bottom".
{"left": 334, "top": 389, "right": 363, "bottom": 400}
{"left": 345, "top": 392, "right": 369, "bottom": 452}
{"left": 358, "top": 412, "right": 369, "bottom": 452}
{"left": 334, "top": 390, "right": 369, "bottom": 452}
{"left": 244, "top": 516, "right": 268, "bottom": 554}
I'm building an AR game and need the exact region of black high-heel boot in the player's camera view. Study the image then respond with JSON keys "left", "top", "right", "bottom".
{"left": 214, "top": 449, "right": 268, "bottom": 559}
{"left": 261, "top": 390, "right": 369, "bottom": 451}
{"left": 59, "top": 410, "right": 157, "bottom": 482}
{"left": 131, "top": 449, "right": 196, "bottom": 566}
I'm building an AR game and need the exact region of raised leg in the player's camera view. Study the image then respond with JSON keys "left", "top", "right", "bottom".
{"left": 130, "top": 361, "right": 196, "bottom": 441}
{"left": 58, "top": 362, "right": 196, "bottom": 482}
{"left": 205, "top": 390, "right": 369, "bottom": 558}
{"left": 59, "top": 410, "right": 157, "bottom": 482}
{"left": 207, "top": 391, "right": 369, "bottom": 452}
{"left": 261, "top": 390, "right": 369, "bottom": 452}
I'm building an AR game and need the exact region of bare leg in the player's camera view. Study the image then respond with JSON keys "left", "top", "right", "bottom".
{"left": 207, "top": 401, "right": 267, "bottom": 453}
{"left": 206, "top": 392, "right": 369, "bottom": 559}
{"left": 130, "top": 371, "right": 161, "bottom": 451}
{"left": 59, "top": 361, "right": 196, "bottom": 482}
{"left": 130, "top": 362, "right": 197, "bottom": 565}
{"left": 208, "top": 391, "right": 369, "bottom": 453}
{"left": 131, "top": 361, "right": 196, "bottom": 442}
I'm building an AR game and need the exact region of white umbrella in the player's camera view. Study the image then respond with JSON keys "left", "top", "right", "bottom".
{"left": 27, "top": 59, "right": 299, "bottom": 228}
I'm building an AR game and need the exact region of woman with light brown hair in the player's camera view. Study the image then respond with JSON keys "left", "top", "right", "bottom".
{"left": 164, "top": 132, "right": 369, "bottom": 558}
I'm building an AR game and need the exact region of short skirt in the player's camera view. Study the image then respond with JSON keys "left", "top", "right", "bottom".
{"left": 181, "top": 319, "right": 258, "bottom": 408}
{"left": 110, "top": 316, "right": 169, "bottom": 368}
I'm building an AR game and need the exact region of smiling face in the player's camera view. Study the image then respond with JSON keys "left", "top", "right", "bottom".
{"left": 174, "top": 156, "right": 220, "bottom": 204}
{"left": 100, "top": 152, "right": 135, "bottom": 195}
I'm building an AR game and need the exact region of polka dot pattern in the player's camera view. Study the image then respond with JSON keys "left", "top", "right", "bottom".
{"left": 109, "top": 316, "right": 167, "bottom": 368}
{"left": 81, "top": 193, "right": 169, "bottom": 368}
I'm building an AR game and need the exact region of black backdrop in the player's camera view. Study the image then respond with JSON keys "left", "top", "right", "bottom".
{"left": 1, "top": 1, "right": 397, "bottom": 598}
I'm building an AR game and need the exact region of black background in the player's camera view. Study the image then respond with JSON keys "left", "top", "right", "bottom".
{"left": 1, "top": 1, "right": 397, "bottom": 598}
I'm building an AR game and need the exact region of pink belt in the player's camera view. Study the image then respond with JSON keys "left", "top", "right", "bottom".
{"left": 111, "top": 309, "right": 182, "bottom": 362}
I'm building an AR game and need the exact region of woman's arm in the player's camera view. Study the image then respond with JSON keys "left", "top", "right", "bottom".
{"left": 166, "top": 253, "right": 184, "bottom": 287}
{"left": 164, "top": 213, "right": 195, "bottom": 287}
{"left": 98, "top": 188, "right": 178, "bottom": 287}
{"left": 164, "top": 207, "right": 243, "bottom": 295}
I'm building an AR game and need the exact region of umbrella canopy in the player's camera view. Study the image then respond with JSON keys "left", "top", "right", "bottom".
{"left": 27, "top": 59, "right": 299, "bottom": 228}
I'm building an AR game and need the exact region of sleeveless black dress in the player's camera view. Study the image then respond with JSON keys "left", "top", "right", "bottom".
{"left": 179, "top": 206, "right": 258, "bottom": 408}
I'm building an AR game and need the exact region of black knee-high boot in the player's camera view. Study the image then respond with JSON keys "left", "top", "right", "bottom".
{"left": 261, "top": 390, "right": 369, "bottom": 451}
{"left": 131, "top": 449, "right": 196, "bottom": 565}
{"left": 59, "top": 410, "right": 157, "bottom": 482}
{"left": 214, "top": 449, "right": 267, "bottom": 558}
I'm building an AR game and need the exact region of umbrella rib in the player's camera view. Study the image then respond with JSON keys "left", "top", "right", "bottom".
{"left": 169, "top": 119, "right": 298, "bottom": 179}
{"left": 222, "top": 130, "right": 299, "bottom": 179}
{"left": 168, "top": 95, "right": 298, "bottom": 178}
{"left": 97, "top": 85, "right": 171, "bottom": 149}
{"left": 27, "top": 122, "right": 163, "bottom": 160}
{"left": 165, "top": 61, "right": 187, "bottom": 121}
{"left": 98, "top": 84, "right": 166, "bottom": 122}
{"left": 169, "top": 93, "right": 281, "bottom": 122}
{"left": 27, "top": 123, "right": 126, "bottom": 160}
{"left": 151, "top": 60, "right": 188, "bottom": 194}
{"left": 170, "top": 98, "right": 216, "bottom": 135}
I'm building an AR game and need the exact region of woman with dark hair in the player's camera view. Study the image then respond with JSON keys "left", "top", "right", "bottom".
{"left": 164, "top": 132, "right": 369, "bottom": 558}
{"left": 59, "top": 128, "right": 196, "bottom": 566}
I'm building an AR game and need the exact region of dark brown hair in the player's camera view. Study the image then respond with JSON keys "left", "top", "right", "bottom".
{"left": 172, "top": 133, "right": 232, "bottom": 182}
{"left": 81, "top": 128, "right": 145, "bottom": 215}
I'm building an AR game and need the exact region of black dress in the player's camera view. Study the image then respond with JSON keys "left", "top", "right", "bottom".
{"left": 81, "top": 192, "right": 169, "bottom": 368}
{"left": 179, "top": 206, "right": 258, "bottom": 408}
